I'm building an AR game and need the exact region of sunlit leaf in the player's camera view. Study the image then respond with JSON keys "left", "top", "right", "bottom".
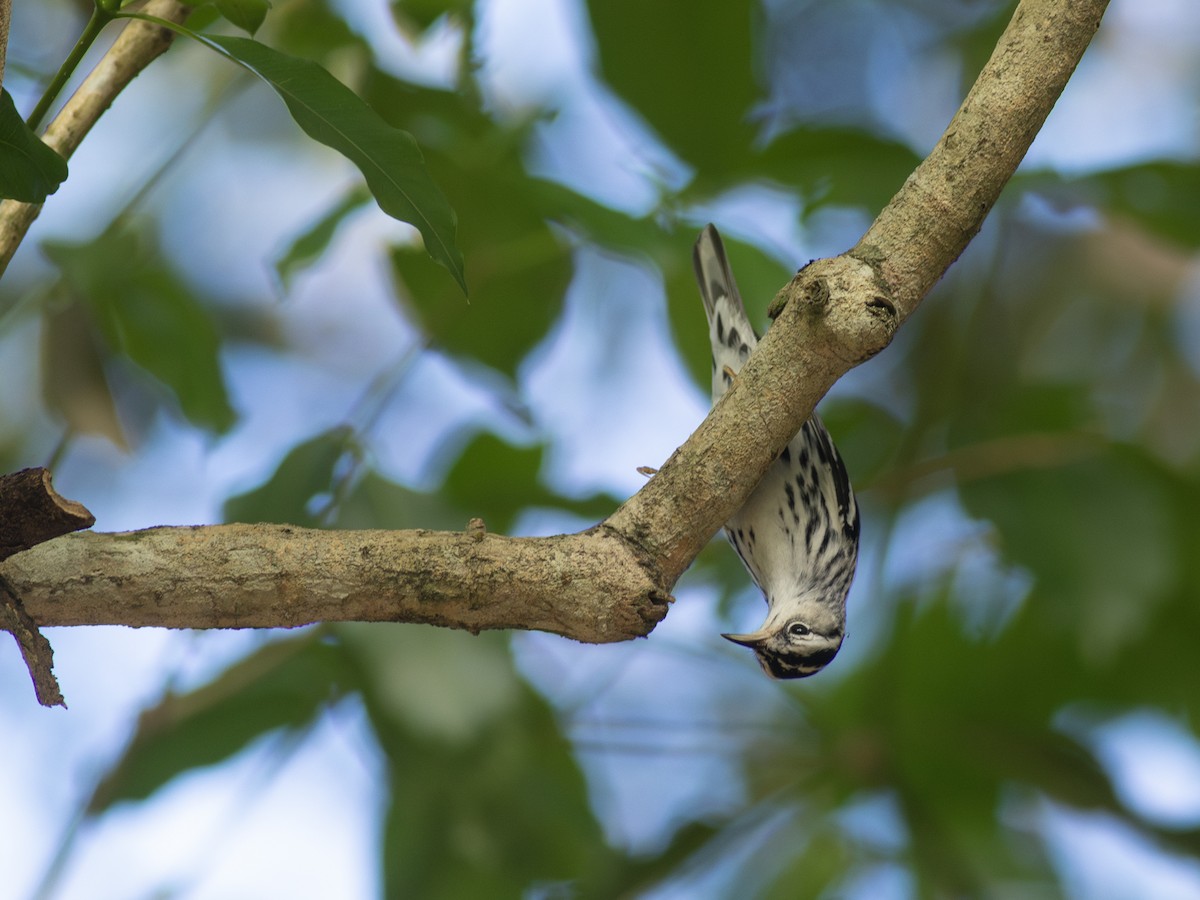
{"left": 0, "top": 88, "right": 68, "bottom": 202}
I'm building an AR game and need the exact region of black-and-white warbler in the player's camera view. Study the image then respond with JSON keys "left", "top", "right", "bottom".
{"left": 694, "top": 225, "right": 860, "bottom": 679}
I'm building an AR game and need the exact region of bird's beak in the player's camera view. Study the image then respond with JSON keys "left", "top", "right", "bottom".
{"left": 721, "top": 628, "right": 772, "bottom": 648}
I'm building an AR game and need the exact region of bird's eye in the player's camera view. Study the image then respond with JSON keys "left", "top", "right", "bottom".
{"left": 787, "top": 622, "right": 810, "bottom": 637}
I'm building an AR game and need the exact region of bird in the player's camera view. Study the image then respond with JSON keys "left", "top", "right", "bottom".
{"left": 693, "top": 224, "right": 860, "bottom": 679}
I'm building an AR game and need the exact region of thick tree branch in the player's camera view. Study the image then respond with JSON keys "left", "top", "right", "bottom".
{"left": 0, "top": 0, "right": 190, "bottom": 278}
{"left": 6, "top": 524, "right": 669, "bottom": 640}
{"left": 0, "top": 0, "right": 1109, "bottom": 691}
{"left": 609, "top": 0, "right": 1108, "bottom": 583}
{"left": 851, "top": 0, "right": 1107, "bottom": 320}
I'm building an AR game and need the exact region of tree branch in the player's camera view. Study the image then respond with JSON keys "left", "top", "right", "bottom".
{"left": 0, "top": 468, "right": 95, "bottom": 706}
{"left": 0, "top": 0, "right": 1111, "bottom": 695}
{"left": 0, "top": 467, "right": 95, "bottom": 557}
{"left": 0, "top": 0, "right": 190, "bottom": 278}
{"left": 852, "top": 0, "right": 1107, "bottom": 319}
{"left": 609, "top": 0, "right": 1108, "bottom": 582}
{"left": 0, "top": 0, "right": 12, "bottom": 89}
{"left": 6, "top": 523, "right": 669, "bottom": 640}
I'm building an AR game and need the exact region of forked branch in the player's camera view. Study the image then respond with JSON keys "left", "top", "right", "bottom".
{"left": 1, "top": 0, "right": 1110, "bottom": 704}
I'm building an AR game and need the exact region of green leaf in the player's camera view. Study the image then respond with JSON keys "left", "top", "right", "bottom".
{"left": 270, "top": 0, "right": 362, "bottom": 63}
{"left": 216, "top": 0, "right": 271, "bottom": 34}
{"left": 392, "top": 0, "right": 473, "bottom": 32}
{"left": 439, "top": 433, "right": 543, "bottom": 534}
{"left": 438, "top": 432, "right": 617, "bottom": 534}
{"left": 586, "top": 0, "right": 757, "bottom": 178}
{"left": 819, "top": 399, "right": 905, "bottom": 489}
{"left": 273, "top": 184, "right": 371, "bottom": 293}
{"left": 42, "top": 228, "right": 236, "bottom": 433}
{"left": 0, "top": 89, "right": 68, "bottom": 202}
{"left": 224, "top": 426, "right": 358, "bottom": 525}
{"left": 759, "top": 821, "right": 852, "bottom": 900}
{"left": 579, "top": 820, "right": 721, "bottom": 897}
{"left": 88, "top": 635, "right": 348, "bottom": 813}
{"left": 377, "top": 88, "right": 570, "bottom": 376}
{"left": 958, "top": 446, "right": 1177, "bottom": 656}
{"left": 335, "top": 469, "right": 468, "bottom": 532}
{"left": 342, "top": 624, "right": 620, "bottom": 897}
{"left": 124, "top": 15, "right": 465, "bottom": 291}
{"left": 390, "top": 226, "right": 564, "bottom": 377}
{"left": 756, "top": 127, "right": 921, "bottom": 214}
{"left": 1070, "top": 162, "right": 1200, "bottom": 250}
{"left": 202, "top": 33, "right": 465, "bottom": 292}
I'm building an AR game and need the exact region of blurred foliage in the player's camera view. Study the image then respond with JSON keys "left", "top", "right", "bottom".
{"left": 43, "top": 224, "right": 236, "bottom": 434}
{"left": 7, "top": 0, "right": 1200, "bottom": 897}
{"left": 87, "top": 633, "right": 351, "bottom": 813}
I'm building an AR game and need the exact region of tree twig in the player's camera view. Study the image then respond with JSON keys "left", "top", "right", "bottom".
{"left": 0, "top": 0, "right": 12, "bottom": 89}
{"left": 0, "top": 467, "right": 95, "bottom": 707}
{"left": 0, "top": 0, "right": 191, "bottom": 279}
{"left": 1, "top": 577, "right": 66, "bottom": 707}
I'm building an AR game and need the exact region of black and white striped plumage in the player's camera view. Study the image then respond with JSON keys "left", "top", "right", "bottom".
{"left": 693, "top": 224, "right": 860, "bottom": 679}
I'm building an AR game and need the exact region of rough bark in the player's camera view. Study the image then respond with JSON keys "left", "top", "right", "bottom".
{"left": 613, "top": 0, "right": 1109, "bottom": 583}
{"left": 5, "top": 524, "right": 669, "bottom": 641}
{"left": 0, "top": 0, "right": 1111, "bottom": 704}
{"left": 0, "top": 0, "right": 11, "bottom": 89}
{"left": 0, "top": 468, "right": 96, "bottom": 706}
{"left": 0, "top": 467, "right": 95, "bottom": 558}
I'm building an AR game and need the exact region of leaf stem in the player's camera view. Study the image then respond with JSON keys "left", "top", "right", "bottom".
{"left": 26, "top": 4, "right": 116, "bottom": 132}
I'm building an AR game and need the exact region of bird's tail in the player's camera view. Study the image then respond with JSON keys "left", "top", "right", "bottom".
{"left": 693, "top": 224, "right": 758, "bottom": 400}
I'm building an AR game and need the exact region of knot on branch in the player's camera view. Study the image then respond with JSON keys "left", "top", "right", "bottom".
{"left": 770, "top": 254, "right": 898, "bottom": 365}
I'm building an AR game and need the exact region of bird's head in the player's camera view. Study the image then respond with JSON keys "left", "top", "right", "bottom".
{"left": 722, "top": 610, "right": 844, "bottom": 679}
